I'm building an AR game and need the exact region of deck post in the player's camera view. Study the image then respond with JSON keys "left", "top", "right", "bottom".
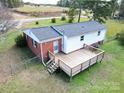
{"left": 70, "top": 68, "right": 73, "bottom": 81}
{"left": 96, "top": 55, "right": 98, "bottom": 62}
{"left": 81, "top": 63, "right": 83, "bottom": 71}
{"left": 88, "top": 59, "right": 91, "bottom": 71}
{"left": 100, "top": 52, "right": 105, "bottom": 63}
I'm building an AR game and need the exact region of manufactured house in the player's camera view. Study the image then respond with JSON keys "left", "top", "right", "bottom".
{"left": 23, "top": 21, "right": 106, "bottom": 78}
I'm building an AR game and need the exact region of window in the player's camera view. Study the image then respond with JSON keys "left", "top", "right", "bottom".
{"left": 98, "top": 31, "right": 101, "bottom": 36}
{"left": 32, "top": 40, "right": 37, "bottom": 48}
{"left": 80, "top": 35, "right": 84, "bottom": 41}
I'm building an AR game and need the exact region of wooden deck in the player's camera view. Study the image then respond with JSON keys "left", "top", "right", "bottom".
{"left": 56, "top": 49, "right": 97, "bottom": 68}
{"left": 48, "top": 44, "right": 105, "bottom": 77}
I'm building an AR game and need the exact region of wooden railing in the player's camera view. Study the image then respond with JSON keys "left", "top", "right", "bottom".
{"left": 84, "top": 44, "right": 104, "bottom": 53}
{"left": 48, "top": 45, "right": 105, "bottom": 77}
{"left": 71, "top": 52, "right": 104, "bottom": 76}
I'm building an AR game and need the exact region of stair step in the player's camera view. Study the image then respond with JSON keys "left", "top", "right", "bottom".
{"left": 46, "top": 59, "right": 59, "bottom": 74}
{"left": 47, "top": 68, "right": 54, "bottom": 74}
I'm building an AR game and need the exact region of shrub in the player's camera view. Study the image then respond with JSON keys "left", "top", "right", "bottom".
{"left": 117, "top": 31, "right": 124, "bottom": 45}
{"left": 15, "top": 34, "right": 27, "bottom": 47}
{"left": 35, "top": 21, "right": 39, "bottom": 25}
{"left": 68, "top": 18, "right": 73, "bottom": 23}
{"left": 61, "top": 16, "right": 66, "bottom": 21}
{"left": 51, "top": 18, "right": 56, "bottom": 23}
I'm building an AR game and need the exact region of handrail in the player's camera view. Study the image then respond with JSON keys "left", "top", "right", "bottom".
{"left": 58, "top": 59, "right": 72, "bottom": 69}
{"left": 48, "top": 50, "right": 72, "bottom": 70}
{"left": 48, "top": 51, "right": 55, "bottom": 57}
{"left": 84, "top": 44, "right": 104, "bottom": 53}
{"left": 71, "top": 51, "right": 104, "bottom": 74}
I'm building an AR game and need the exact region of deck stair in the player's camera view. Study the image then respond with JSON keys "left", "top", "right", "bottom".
{"left": 46, "top": 58, "right": 59, "bottom": 74}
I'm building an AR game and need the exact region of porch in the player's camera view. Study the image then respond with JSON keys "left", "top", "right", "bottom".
{"left": 48, "top": 44, "right": 105, "bottom": 77}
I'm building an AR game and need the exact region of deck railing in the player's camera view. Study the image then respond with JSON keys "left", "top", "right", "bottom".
{"left": 48, "top": 45, "right": 105, "bottom": 77}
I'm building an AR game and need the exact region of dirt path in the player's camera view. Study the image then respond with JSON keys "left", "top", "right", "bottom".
{"left": 12, "top": 12, "right": 31, "bottom": 19}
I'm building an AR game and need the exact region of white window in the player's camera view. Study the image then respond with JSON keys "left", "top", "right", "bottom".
{"left": 80, "top": 35, "right": 84, "bottom": 41}
{"left": 32, "top": 40, "right": 37, "bottom": 48}
{"left": 98, "top": 31, "right": 101, "bottom": 36}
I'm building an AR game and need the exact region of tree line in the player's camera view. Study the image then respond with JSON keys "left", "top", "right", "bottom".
{"left": 0, "top": 0, "right": 23, "bottom": 8}
{"left": 57, "top": 0, "right": 124, "bottom": 23}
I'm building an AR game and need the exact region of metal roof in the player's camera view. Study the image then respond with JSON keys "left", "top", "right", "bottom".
{"left": 53, "top": 21, "right": 105, "bottom": 37}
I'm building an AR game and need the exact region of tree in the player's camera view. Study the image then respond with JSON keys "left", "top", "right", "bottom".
{"left": 119, "top": 0, "right": 124, "bottom": 18}
{"left": 77, "top": 0, "right": 113, "bottom": 23}
{"left": 0, "top": 3, "right": 15, "bottom": 35}
{"left": 67, "top": 0, "right": 77, "bottom": 23}
{"left": 0, "top": 0, "right": 23, "bottom": 8}
{"left": 110, "top": 0, "right": 119, "bottom": 18}
{"left": 57, "top": 0, "right": 70, "bottom": 7}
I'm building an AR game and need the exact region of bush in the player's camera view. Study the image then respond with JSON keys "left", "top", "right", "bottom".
{"left": 68, "top": 18, "right": 73, "bottom": 23}
{"left": 117, "top": 31, "right": 124, "bottom": 45}
{"left": 35, "top": 21, "right": 39, "bottom": 25}
{"left": 61, "top": 16, "right": 66, "bottom": 21}
{"left": 15, "top": 35, "right": 27, "bottom": 47}
{"left": 51, "top": 18, "right": 56, "bottom": 23}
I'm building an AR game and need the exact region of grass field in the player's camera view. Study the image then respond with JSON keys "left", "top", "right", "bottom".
{"left": 0, "top": 19, "right": 124, "bottom": 93}
{"left": 14, "top": 5, "right": 68, "bottom": 13}
{"left": 23, "top": 18, "right": 88, "bottom": 28}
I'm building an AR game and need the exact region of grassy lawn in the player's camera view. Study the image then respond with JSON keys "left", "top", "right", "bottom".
{"left": 0, "top": 37, "right": 124, "bottom": 92}
{"left": 23, "top": 18, "right": 89, "bottom": 29}
{"left": 0, "top": 29, "right": 22, "bottom": 52}
{"left": 0, "top": 19, "right": 124, "bottom": 93}
{"left": 14, "top": 5, "right": 68, "bottom": 13}
{"left": 105, "top": 20, "right": 124, "bottom": 38}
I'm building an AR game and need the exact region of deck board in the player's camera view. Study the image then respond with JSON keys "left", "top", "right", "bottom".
{"left": 56, "top": 49, "right": 97, "bottom": 68}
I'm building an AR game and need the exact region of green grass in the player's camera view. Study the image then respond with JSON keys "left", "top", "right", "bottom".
{"left": 0, "top": 30, "right": 22, "bottom": 52}
{"left": 105, "top": 20, "right": 124, "bottom": 38}
{"left": 14, "top": 5, "right": 68, "bottom": 13}
{"left": 0, "top": 19, "right": 124, "bottom": 93}
{"left": 0, "top": 40, "right": 124, "bottom": 93}
{"left": 23, "top": 18, "right": 88, "bottom": 29}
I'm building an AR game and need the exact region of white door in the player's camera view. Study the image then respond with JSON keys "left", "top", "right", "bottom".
{"left": 53, "top": 41, "right": 59, "bottom": 54}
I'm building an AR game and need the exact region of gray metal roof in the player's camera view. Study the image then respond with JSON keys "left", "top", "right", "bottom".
{"left": 30, "top": 27, "right": 60, "bottom": 41}
{"left": 53, "top": 21, "right": 105, "bottom": 37}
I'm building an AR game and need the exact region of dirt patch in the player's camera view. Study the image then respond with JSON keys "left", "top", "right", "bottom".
{"left": 0, "top": 46, "right": 35, "bottom": 85}
{"left": 12, "top": 12, "right": 31, "bottom": 19}
{"left": 0, "top": 47, "right": 21, "bottom": 84}
{"left": 16, "top": 69, "right": 69, "bottom": 93}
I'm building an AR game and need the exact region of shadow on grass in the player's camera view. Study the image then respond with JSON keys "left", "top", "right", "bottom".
{"left": 53, "top": 62, "right": 103, "bottom": 83}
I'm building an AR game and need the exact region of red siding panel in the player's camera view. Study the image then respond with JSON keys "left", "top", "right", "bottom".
{"left": 26, "top": 35, "right": 41, "bottom": 58}
{"left": 42, "top": 39, "right": 61, "bottom": 60}
{"left": 25, "top": 33, "right": 62, "bottom": 61}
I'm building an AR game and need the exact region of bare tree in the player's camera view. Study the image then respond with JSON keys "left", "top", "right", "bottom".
{"left": 0, "top": 3, "right": 15, "bottom": 36}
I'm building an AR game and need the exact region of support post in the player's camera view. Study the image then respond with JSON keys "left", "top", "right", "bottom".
{"left": 100, "top": 52, "right": 105, "bottom": 63}
{"left": 88, "top": 59, "right": 91, "bottom": 71}
{"left": 96, "top": 55, "right": 98, "bottom": 62}
{"left": 80, "top": 64, "right": 83, "bottom": 71}
{"left": 70, "top": 68, "right": 73, "bottom": 82}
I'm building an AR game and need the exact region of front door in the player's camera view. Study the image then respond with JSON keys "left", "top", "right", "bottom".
{"left": 53, "top": 41, "right": 59, "bottom": 54}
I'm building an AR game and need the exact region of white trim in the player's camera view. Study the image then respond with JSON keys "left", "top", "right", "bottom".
{"left": 23, "top": 30, "right": 40, "bottom": 43}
